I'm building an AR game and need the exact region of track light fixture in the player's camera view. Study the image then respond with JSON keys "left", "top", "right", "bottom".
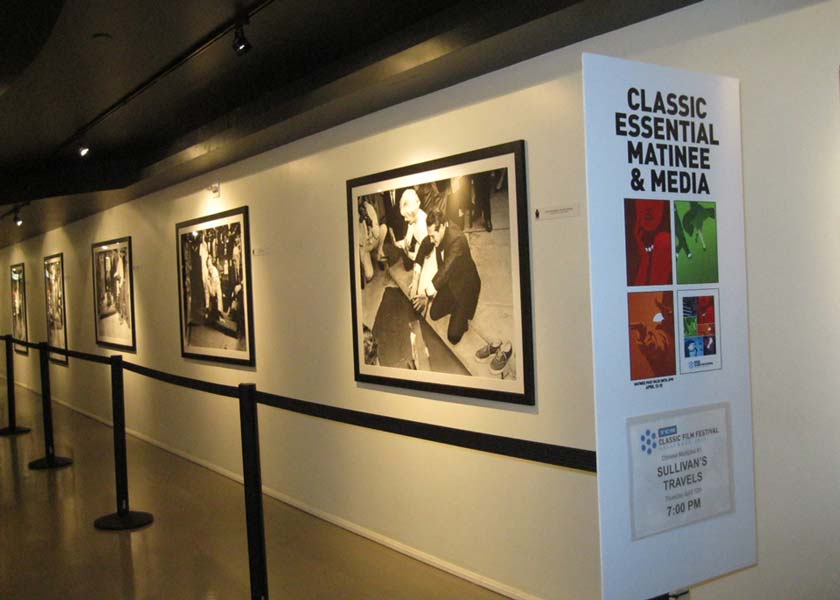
{"left": 79, "top": 144, "right": 90, "bottom": 157}
{"left": 2, "top": 203, "right": 27, "bottom": 227}
{"left": 232, "top": 18, "right": 251, "bottom": 56}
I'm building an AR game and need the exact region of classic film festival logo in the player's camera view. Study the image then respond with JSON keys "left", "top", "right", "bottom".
{"left": 640, "top": 423, "right": 720, "bottom": 457}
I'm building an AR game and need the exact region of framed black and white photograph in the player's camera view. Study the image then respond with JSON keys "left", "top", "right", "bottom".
{"left": 347, "top": 140, "right": 534, "bottom": 405}
{"left": 43, "top": 253, "right": 68, "bottom": 365}
{"left": 91, "top": 237, "right": 136, "bottom": 351}
{"left": 10, "top": 263, "right": 29, "bottom": 355}
{"left": 176, "top": 206, "right": 255, "bottom": 366}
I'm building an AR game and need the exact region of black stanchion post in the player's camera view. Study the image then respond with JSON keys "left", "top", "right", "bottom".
{"left": 94, "top": 355, "right": 154, "bottom": 530}
{"left": 239, "top": 383, "right": 269, "bottom": 600}
{"left": 0, "top": 335, "right": 30, "bottom": 436}
{"left": 29, "top": 342, "right": 73, "bottom": 469}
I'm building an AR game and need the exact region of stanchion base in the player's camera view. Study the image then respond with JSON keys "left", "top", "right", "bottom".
{"left": 28, "top": 455, "right": 73, "bottom": 470}
{"left": 94, "top": 511, "right": 154, "bottom": 531}
{"left": 0, "top": 426, "right": 31, "bottom": 436}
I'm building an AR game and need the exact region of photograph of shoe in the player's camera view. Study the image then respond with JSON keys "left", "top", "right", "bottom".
{"left": 475, "top": 339, "right": 502, "bottom": 362}
{"left": 489, "top": 342, "right": 513, "bottom": 375}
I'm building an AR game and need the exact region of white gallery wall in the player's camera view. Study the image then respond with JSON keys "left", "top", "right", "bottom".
{"left": 2, "top": 1, "right": 839, "bottom": 598}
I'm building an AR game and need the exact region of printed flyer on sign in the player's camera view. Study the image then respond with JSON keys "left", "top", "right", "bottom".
{"left": 628, "top": 403, "right": 733, "bottom": 539}
{"left": 678, "top": 289, "right": 722, "bottom": 374}
{"left": 584, "top": 53, "right": 755, "bottom": 600}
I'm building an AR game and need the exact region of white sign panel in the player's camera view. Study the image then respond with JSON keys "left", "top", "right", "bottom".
{"left": 583, "top": 54, "right": 756, "bottom": 600}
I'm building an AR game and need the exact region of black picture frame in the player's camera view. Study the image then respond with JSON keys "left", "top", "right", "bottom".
{"left": 10, "top": 263, "right": 29, "bottom": 355}
{"left": 91, "top": 236, "right": 137, "bottom": 351}
{"left": 346, "top": 140, "right": 534, "bottom": 405}
{"left": 175, "top": 206, "right": 255, "bottom": 366}
{"left": 43, "top": 252, "right": 69, "bottom": 365}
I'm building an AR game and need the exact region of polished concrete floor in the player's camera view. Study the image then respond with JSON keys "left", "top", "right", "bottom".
{"left": 0, "top": 386, "right": 505, "bottom": 599}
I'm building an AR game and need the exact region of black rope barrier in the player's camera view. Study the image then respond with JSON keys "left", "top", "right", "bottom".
{"left": 0, "top": 336, "right": 30, "bottom": 436}
{"left": 256, "top": 391, "right": 597, "bottom": 472}
{"left": 3, "top": 333, "right": 599, "bottom": 600}
{"left": 93, "top": 355, "right": 154, "bottom": 531}
{"left": 122, "top": 361, "right": 239, "bottom": 398}
{"left": 28, "top": 343, "right": 73, "bottom": 470}
{"left": 239, "top": 383, "right": 269, "bottom": 600}
{"left": 6, "top": 337, "right": 38, "bottom": 350}
{"left": 60, "top": 346, "right": 112, "bottom": 365}
{"left": 5, "top": 335, "right": 597, "bottom": 470}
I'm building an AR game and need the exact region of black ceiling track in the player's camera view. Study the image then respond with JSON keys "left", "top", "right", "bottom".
{"left": 49, "top": 0, "right": 277, "bottom": 161}
{"left": 0, "top": 0, "right": 698, "bottom": 247}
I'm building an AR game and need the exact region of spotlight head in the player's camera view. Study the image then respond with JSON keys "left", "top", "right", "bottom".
{"left": 79, "top": 145, "right": 90, "bottom": 157}
{"left": 14, "top": 213, "right": 23, "bottom": 227}
{"left": 232, "top": 24, "right": 251, "bottom": 56}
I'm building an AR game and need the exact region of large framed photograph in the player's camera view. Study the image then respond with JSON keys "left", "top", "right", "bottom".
{"left": 347, "top": 141, "right": 534, "bottom": 405}
{"left": 176, "top": 206, "right": 255, "bottom": 366}
{"left": 10, "top": 263, "right": 29, "bottom": 355}
{"left": 91, "top": 237, "right": 136, "bottom": 351}
{"left": 43, "top": 253, "right": 68, "bottom": 365}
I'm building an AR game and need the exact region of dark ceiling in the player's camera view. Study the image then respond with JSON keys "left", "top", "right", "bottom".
{"left": 0, "top": 0, "right": 697, "bottom": 247}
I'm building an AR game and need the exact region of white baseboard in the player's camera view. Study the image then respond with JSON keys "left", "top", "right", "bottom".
{"left": 4, "top": 378, "right": 39, "bottom": 396}
{"left": 53, "top": 396, "right": 113, "bottom": 427}
{"left": 8, "top": 380, "right": 536, "bottom": 600}
{"left": 124, "top": 425, "right": 247, "bottom": 484}
{"left": 260, "top": 486, "right": 540, "bottom": 600}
